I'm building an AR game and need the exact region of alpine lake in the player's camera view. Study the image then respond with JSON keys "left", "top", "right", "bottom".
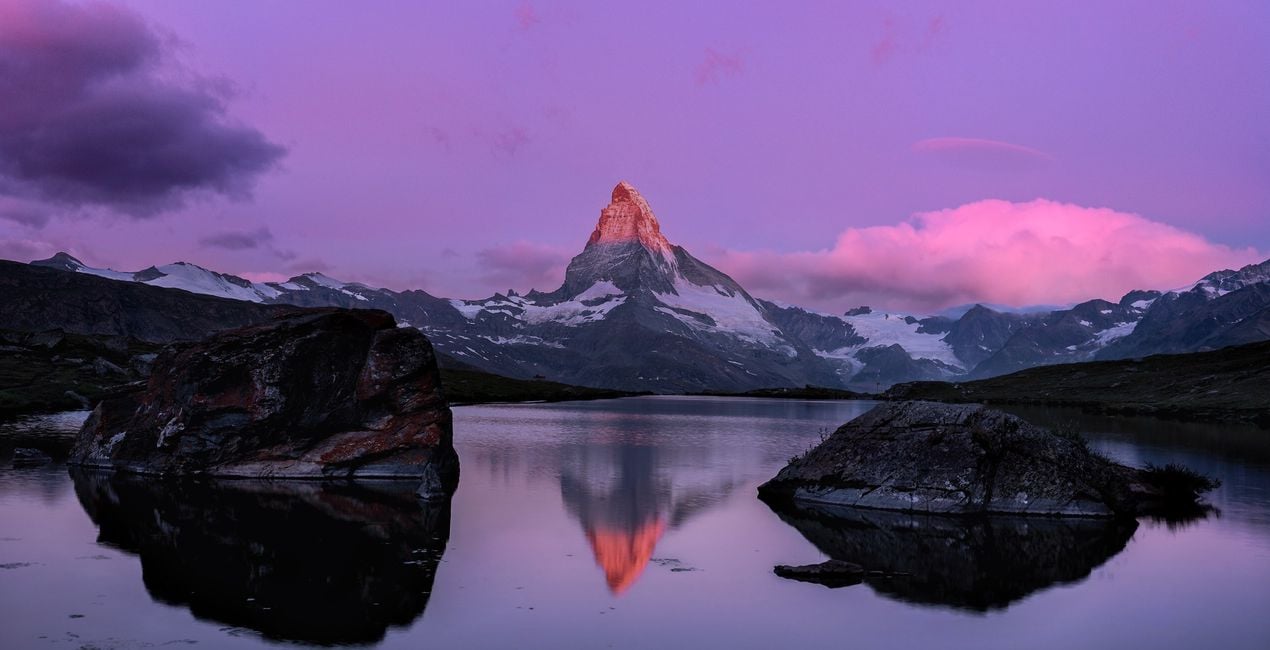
{"left": 2, "top": 396, "right": 1268, "bottom": 649}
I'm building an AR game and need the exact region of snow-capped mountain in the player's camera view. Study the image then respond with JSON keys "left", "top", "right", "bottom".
{"left": 33, "top": 252, "right": 370, "bottom": 304}
{"left": 22, "top": 183, "right": 1270, "bottom": 391}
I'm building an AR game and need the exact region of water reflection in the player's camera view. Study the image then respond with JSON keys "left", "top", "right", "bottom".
{"left": 71, "top": 470, "right": 450, "bottom": 645}
{"left": 768, "top": 502, "right": 1139, "bottom": 612}
{"left": 559, "top": 438, "right": 737, "bottom": 593}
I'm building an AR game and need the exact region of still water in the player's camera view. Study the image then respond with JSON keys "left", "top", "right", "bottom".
{"left": 1, "top": 397, "right": 1268, "bottom": 649}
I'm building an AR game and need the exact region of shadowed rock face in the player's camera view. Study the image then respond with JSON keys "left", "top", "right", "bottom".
{"left": 768, "top": 502, "right": 1137, "bottom": 611}
{"left": 69, "top": 309, "right": 458, "bottom": 498}
{"left": 71, "top": 470, "right": 451, "bottom": 645}
{"left": 759, "top": 401, "right": 1140, "bottom": 517}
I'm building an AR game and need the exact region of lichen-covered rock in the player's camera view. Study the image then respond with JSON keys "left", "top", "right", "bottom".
{"left": 69, "top": 309, "right": 458, "bottom": 498}
{"left": 758, "top": 401, "right": 1140, "bottom": 517}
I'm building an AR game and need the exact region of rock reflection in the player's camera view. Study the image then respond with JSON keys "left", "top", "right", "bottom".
{"left": 769, "top": 502, "right": 1139, "bottom": 611}
{"left": 71, "top": 469, "right": 450, "bottom": 645}
{"left": 559, "top": 441, "right": 736, "bottom": 594}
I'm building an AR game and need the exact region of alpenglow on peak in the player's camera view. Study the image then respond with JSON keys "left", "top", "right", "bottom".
{"left": 586, "top": 181, "right": 673, "bottom": 254}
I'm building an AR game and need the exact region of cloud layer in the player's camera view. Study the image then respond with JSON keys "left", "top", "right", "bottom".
{"left": 0, "top": 0, "right": 284, "bottom": 217}
{"left": 476, "top": 241, "right": 569, "bottom": 292}
{"left": 708, "top": 199, "right": 1262, "bottom": 313}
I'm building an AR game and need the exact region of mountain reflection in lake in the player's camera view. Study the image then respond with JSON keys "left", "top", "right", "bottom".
{"left": 71, "top": 470, "right": 450, "bottom": 645}
{"left": 2, "top": 396, "right": 1269, "bottom": 649}
{"left": 560, "top": 437, "right": 738, "bottom": 593}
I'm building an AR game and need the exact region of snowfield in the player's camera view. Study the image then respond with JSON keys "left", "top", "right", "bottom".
{"left": 654, "top": 278, "right": 781, "bottom": 345}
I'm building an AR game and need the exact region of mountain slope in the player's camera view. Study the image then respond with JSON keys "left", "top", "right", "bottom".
{"left": 0, "top": 260, "right": 299, "bottom": 342}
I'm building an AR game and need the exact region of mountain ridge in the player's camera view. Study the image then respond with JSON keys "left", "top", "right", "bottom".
{"left": 16, "top": 182, "right": 1270, "bottom": 391}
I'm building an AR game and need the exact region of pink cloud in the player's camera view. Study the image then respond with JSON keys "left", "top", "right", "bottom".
{"left": 238, "top": 270, "right": 289, "bottom": 283}
{"left": 921, "top": 15, "right": 946, "bottom": 49}
{"left": 0, "top": 236, "right": 59, "bottom": 262}
{"left": 913, "top": 137, "right": 1053, "bottom": 170}
{"left": 476, "top": 241, "right": 569, "bottom": 293}
{"left": 514, "top": 2, "right": 540, "bottom": 30}
{"left": 694, "top": 48, "right": 743, "bottom": 86}
{"left": 871, "top": 17, "right": 898, "bottom": 64}
{"left": 707, "top": 199, "right": 1263, "bottom": 313}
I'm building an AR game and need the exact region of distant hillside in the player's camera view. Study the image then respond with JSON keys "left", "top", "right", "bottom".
{"left": 1, "top": 260, "right": 297, "bottom": 342}
{"left": 439, "top": 368, "right": 641, "bottom": 405}
{"left": 886, "top": 340, "right": 1270, "bottom": 427}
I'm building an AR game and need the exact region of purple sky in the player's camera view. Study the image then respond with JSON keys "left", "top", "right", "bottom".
{"left": 2, "top": 0, "right": 1268, "bottom": 312}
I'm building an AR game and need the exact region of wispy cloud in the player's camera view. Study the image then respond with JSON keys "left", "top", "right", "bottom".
{"left": 476, "top": 241, "right": 569, "bottom": 292}
{"left": 912, "top": 137, "right": 1053, "bottom": 171}
{"left": 198, "top": 226, "right": 294, "bottom": 260}
{"left": 694, "top": 48, "right": 744, "bottom": 86}
{"left": 514, "top": 1, "right": 540, "bottom": 30}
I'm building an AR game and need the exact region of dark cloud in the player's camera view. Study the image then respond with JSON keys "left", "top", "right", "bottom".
{"left": 476, "top": 242, "right": 567, "bottom": 292}
{"left": 286, "top": 258, "right": 331, "bottom": 274}
{"left": 199, "top": 226, "right": 295, "bottom": 261}
{"left": 0, "top": 0, "right": 285, "bottom": 216}
{"left": 199, "top": 227, "right": 272, "bottom": 251}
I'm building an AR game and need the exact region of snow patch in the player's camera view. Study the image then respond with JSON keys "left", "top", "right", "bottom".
{"left": 1095, "top": 321, "right": 1137, "bottom": 345}
{"left": 654, "top": 278, "right": 780, "bottom": 345}
{"left": 450, "top": 300, "right": 485, "bottom": 319}
{"left": 146, "top": 263, "right": 275, "bottom": 302}
{"left": 830, "top": 311, "right": 962, "bottom": 368}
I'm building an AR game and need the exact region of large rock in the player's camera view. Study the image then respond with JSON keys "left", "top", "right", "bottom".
{"left": 69, "top": 309, "right": 458, "bottom": 498}
{"left": 759, "top": 401, "right": 1146, "bottom": 517}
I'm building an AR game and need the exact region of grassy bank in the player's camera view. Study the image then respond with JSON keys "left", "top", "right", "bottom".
{"left": 886, "top": 341, "right": 1270, "bottom": 428}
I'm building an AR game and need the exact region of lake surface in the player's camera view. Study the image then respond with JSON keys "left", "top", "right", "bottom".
{"left": 2, "top": 396, "right": 1269, "bottom": 649}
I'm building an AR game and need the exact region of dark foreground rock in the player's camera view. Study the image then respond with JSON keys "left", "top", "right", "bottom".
{"left": 758, "top": 401, "right": 1214, "bottom": 517}
{"left": 773, "top": 560, "right": 866, "bottom": 588}
{"left": 72, "top": 469, "right": 450, "bottom": 645}
{"left": 769, "top": 503, "right": 1139, "bottom": 611}
{"left": 69, "top": 309, "right": 458, "bottom": 498}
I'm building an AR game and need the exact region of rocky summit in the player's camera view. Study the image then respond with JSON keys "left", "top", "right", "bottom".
{"left": 69, "top": 309, "right": 459, "bottom": 498}
{"left": 758, "top": 401, "right": 1212, "bottom": 517}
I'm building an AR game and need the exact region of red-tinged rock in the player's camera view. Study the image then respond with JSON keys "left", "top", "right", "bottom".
{"left": 586, "top": 180, "right": 674, "bottom": 257}
{"left": 69, "top": 309, "right": 458, "bottom": 498}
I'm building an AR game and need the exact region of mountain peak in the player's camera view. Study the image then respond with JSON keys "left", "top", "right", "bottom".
{"left": 32, "top": 251, "right": 86, "bottom": 271}
{"left": 587, "top": 181, "right": 672, "bottom": 255}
